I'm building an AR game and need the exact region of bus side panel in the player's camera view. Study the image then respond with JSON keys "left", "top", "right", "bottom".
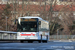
{"left": 39, "top": 19, "right": 49, "bottom": 41}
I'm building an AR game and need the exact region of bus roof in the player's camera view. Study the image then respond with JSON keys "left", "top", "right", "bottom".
{"left": 18, "top": 16, "right": 49, "bottom": 23}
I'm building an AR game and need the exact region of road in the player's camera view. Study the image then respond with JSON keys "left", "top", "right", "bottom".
{"left": 0, "top": 40, "right": 75, "bottom": 50}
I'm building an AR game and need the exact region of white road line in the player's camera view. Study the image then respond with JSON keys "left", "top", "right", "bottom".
{"left": 0, "top": 47, "right": 54, "bottom": 50}
{"left": 0, "top": 47, "right": 34, "bottom": 49}
{"left": 55, "top": 49, "right": 64, "bottom": 50}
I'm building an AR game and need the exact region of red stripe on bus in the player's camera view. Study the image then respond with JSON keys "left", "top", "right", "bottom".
{"left": 20, "top": 34, "right": 35, "bottom": 36}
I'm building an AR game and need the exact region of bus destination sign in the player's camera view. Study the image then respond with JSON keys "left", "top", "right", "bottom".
{"left": 21, "top": 18, "right": 37, "bottom": 21}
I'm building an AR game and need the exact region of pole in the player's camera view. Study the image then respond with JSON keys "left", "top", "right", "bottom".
{"left": 22, "top": 0, "right": 23, "bottom": 16}
{"left": 41, "top": 34, "right": 42, "bottom": 43}
{"left": 57, "top": 29, "right": 59, "bottom": 39}
{"left": 6, "top": 16, "right": 7, "bottom": 31}
{"left": 46, "top": 35, "right": 48, "bottom": 41}
{"left": 12, "top": 0, "right": 14, "bottom": 19}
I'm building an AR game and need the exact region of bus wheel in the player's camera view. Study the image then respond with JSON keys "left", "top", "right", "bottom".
{"left": 28, "top": 41, "right": 33, "bottom": 43}
{"left": 38, "top": 41, "right": 41, "bottom": 43}
{"left": 43, "top": 40, "right": 47, "bottom": 43}
{"left": 20, "top": 40, "right": 24, "bottom": 43}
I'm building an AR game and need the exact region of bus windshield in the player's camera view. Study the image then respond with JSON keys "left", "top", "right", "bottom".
{"left": 17, "top": 21, "right": 38, "bottom": 32}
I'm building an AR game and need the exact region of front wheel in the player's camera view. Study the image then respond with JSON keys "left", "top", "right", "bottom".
{"left": 43, "top": 40, "right": 47, "bottom": 43}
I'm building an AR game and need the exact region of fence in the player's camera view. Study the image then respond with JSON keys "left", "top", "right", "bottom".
{"left": 0, "top": 32, "right": 75, "bottom": 40}
{"left": 0, "top": 32, "right": 17, "bottom": 40}
{"left": 50, "top": 35, "right": 75, "bottom": 40}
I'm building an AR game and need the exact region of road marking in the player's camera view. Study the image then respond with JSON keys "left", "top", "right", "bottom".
{"left": 0, "top": 47, "right": 57, "bottom": 50}
{"left": 0, "top": 47, "right": 34, "bottom": 50}
{"left": 55, "top": 49, "right": 64, "bottom": 50}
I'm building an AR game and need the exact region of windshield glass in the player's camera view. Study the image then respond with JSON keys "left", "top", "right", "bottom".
{"left": 17, "top": 21, "right": 38, "bottom": 32}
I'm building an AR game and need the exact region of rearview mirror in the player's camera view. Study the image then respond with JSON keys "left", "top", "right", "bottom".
{"left": 39, "top": 21, "right": 41, "bottom": 25}
{"left": 14, "top": 19, "right": 18, "bottom": 24}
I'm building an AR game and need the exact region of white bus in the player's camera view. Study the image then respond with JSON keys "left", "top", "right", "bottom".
{"left": 17, "top": 16, "right": 50, "bottom": 43}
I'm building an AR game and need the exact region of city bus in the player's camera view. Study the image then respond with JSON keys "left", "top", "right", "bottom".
{"left": 17, "top": 16, "right": 50, "bottom": 43}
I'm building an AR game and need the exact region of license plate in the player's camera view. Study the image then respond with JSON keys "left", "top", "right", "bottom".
{"left": 25, "top": 37, "right": 30, "bottom": 39}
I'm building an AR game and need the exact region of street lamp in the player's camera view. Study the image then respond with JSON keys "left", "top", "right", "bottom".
{"left": 6, "top": 16, "right": 8, "bottom": 31}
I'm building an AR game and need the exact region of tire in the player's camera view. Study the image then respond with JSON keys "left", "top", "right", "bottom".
{"left": 38, "top": 41, "right": 41, "bottom": 43}
{"left": 43, "top": 40, "right": 47, "bottom": 43}
{"left": 20, "top": 40, "right": 24, "bottom": 43}
{"left": 28, "top": 41, "right": 33, "bottom": 43}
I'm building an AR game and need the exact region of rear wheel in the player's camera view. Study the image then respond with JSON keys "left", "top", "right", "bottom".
{"left": 20, "top": 40, "right": 24, "bottom": 43}
{"left": 43, "top": 40, "right": 47, "bottom": 43}
{"left": 38, "top": 41, "right": 41, "bottom": 43}
{"left": 28, "top": 41, "right": 33, "bottom": 43}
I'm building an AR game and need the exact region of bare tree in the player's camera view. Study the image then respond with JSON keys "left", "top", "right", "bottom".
{"left": 56, "top": 0, "right": 75, "bottom": 35}
{"left": 22, "top": 0, "right": 24, "bottom": 17}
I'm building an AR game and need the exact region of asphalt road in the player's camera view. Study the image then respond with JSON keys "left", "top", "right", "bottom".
{"left": 0, "top": 40, "right": 75, "bottom": 50}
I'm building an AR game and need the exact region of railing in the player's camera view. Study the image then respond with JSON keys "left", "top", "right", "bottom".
{"left": 0, "top": 33, "right": 17, "bottom": 40}
{"left": 0, "top": 31, "right": 75, "bottom": 40}
{"left": 50, "top": 35, "right": 75, "bottom": 40}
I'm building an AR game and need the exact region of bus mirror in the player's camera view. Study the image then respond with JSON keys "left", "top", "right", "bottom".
{"left": 39, "top": 21, "right": 41, "bottom": 25}
{"left": 14, "top": 19, "right": 18, "bottom": 24}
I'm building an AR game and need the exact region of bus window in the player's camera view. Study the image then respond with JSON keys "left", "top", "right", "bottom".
{"left": 17, "top": 22, "right": 38, "bottom": 32}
